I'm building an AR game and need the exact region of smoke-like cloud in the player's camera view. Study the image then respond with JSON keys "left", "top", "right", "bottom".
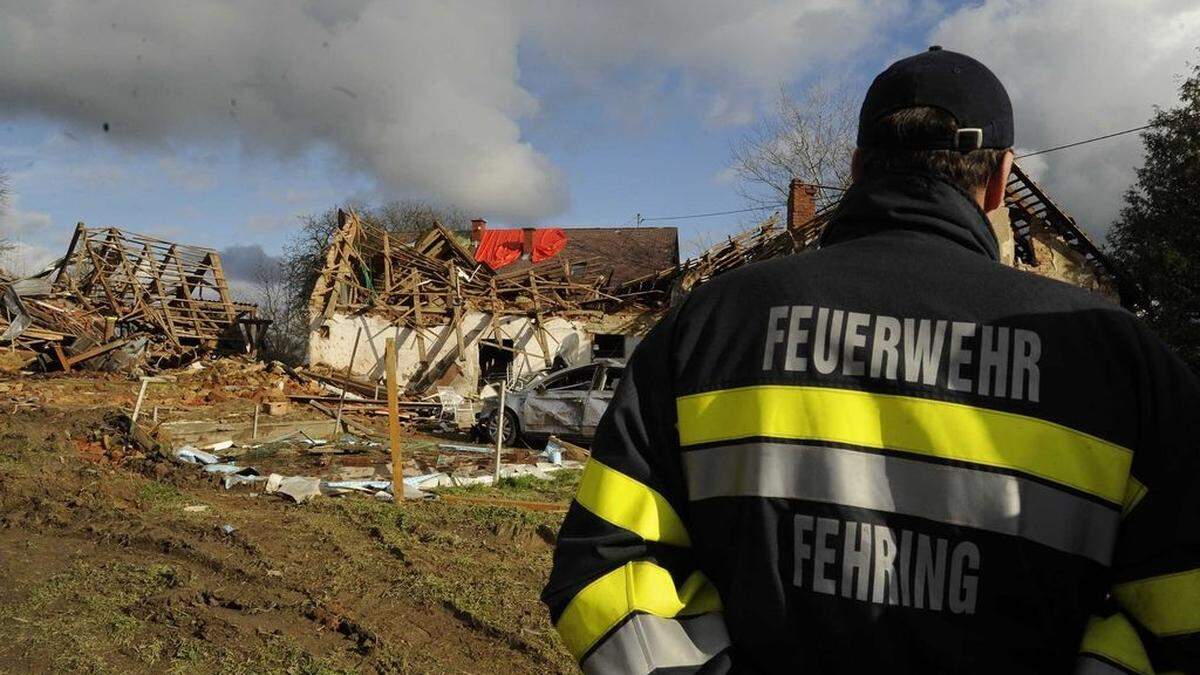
{"left": 0, "top": 1, "right": 899, "bottom": 223}
{"left": 218, "top": 244, "right": 281, "bottom": 284}
{"left": 929, "top": 0, "right": 1200, "bottom": 239}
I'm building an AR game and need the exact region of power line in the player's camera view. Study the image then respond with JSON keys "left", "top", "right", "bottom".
{"left": 1015, "top": 124, "right": 1154, "bottom": 159}
{"left": 636, "top": 124, "right": 1151, "bottom": 224}
{"left": 638, "top": 185, "right": 849, "bottom": 223}
{"left": 639, "top": 204, "right": 781, "bottom": 222}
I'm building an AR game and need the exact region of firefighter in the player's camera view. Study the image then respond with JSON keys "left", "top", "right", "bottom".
{"left": 542, "top": 47, "right": 1200, "bottom": 674}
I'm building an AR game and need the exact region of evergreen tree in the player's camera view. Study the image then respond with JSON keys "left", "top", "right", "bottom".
{"left": 1108, "top": 60, "right": 1200, "bottom": 369}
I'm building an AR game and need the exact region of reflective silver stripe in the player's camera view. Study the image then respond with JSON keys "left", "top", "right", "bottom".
{"left": 581, "top": 612, "right": 730, "bottom": 675}
{"left": 1074, "top": 655, "right": 1136, "bottom": 675}
{"left": 684, "top": 443, "right": 1119, "bottom": 564}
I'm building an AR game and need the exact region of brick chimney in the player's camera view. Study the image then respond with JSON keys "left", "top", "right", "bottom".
{"left": 470, "top": 218, "right": 487, "bottom": 245}
{"left": 521, "top": 227, "right": 535, "bottom": 260}
{"left": 786, "top": 179, "right": 818, "bottom": 235}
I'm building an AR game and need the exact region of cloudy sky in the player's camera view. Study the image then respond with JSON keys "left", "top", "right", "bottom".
{"left": 1, "top": 0, "right": 1197, "bottom": 283}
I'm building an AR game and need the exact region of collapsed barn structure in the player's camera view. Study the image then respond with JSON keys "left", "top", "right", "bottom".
{"left": 0, "top": 224, "right": 264, "bottom": 371}
{"left": 309, "top": 161, "right": 1134, "bottom": 397}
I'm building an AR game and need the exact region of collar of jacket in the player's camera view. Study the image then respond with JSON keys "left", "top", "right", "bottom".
{"left": 819, "top": 171, "right": 1000, "bottom": 262}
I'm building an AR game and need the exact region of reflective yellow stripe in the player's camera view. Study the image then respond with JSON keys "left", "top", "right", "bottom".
{"left": 676, "top": 385, "right": 1132, "bottom": 505}
{"left": 555, "top": 561, "right": 723, "bottom": 661}
{"left": 1115, "top": 569, "right": 1200, "bottom": 637}
{"left": 1079, "top": 613, "right": 1154, "bottom": 675}
{"left": 1122, "top": 477, "right": 1148, "bottom": 518}
{"left": 575, "top": 458, "right": 691, "bottom": 547}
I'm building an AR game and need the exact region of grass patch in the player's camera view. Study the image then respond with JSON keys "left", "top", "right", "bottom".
{"left": 0, "top": 559, "right": 359, "bottom": 674}
{"left": 312, "top": 496, "right": 568, "bottom": 668}
{"left": 0, "top": 561, "right": 179, "bottom": 672}
{"left": 137, "top": 481, "right": 185, "bottom": 508}
{"left": 436, "top": 468, "right": 581, "bottom": 503}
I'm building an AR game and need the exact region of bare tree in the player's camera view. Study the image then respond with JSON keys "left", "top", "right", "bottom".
{"left": 730, "top": 82, "right": 857, "bottom": 211}
{"left": 267, "top": 199, "right": 469, "bottom": 364}
{"left": 254, "top": 257, "right": 308, "bottom": 364}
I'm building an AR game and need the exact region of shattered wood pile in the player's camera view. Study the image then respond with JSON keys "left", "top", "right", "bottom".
{"left": 0, "top": 224, "right": 265, "bottom": 372}
{"left": 311, "top": 210, "right": 631, "bottom": 328}
{"left": 311, "top": 211, "right": 657, "bottom": 390}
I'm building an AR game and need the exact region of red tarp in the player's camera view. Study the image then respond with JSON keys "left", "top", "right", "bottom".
{"left": 474, "top": 228, "right": 568, "bottom": 269}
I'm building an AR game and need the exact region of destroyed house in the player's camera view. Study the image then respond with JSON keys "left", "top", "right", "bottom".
{"left": 0, "top": 224, "right": 263, "bottom": 371}
{"left": 306, "top": 211, "right": 678, "bottom": 395}
{"left": 307, "top": 160, "right": 1134, "bottom": 397}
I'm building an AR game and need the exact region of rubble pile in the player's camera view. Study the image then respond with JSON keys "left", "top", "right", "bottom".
{"left": 311, "top": 213, "right": 652, "bottom": 330}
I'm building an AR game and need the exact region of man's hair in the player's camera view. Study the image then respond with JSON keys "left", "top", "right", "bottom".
{"left": 857, "top": 106, "right": 1009, "bottom": 194}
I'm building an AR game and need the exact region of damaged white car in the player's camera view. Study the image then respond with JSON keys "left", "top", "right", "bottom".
{"left": 477, "top": 358, "right": 625, "bottom": 445}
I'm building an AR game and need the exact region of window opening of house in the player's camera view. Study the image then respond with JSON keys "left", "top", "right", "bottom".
{"left": 479, "top": 339, "right": 514, "bottom": 386}
{"left": 592, "top": 333, "right": 625, "bottom": 359}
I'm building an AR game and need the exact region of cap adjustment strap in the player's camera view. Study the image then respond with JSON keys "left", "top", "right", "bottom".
{"left": 955, "top": 128, "right": 983, "bottom": 151}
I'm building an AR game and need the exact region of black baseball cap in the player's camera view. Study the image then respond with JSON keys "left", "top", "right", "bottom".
{"left": 857, "top": 46, "right": 1013, "bottom": 152}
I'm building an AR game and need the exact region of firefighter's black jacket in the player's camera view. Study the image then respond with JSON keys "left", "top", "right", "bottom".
{"left": 542, "top": 171, "right": 1200, "bottom": 674}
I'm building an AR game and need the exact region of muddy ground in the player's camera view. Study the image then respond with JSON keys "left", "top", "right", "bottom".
{"left": 0, "top": 372, "right": 578, "bottom": 674}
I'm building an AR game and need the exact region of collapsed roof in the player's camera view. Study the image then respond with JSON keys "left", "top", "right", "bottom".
{"left": 309, "top": 211, "right": 679, "bottom": 328}
{"left": 0, "top": 224, "right": 263, "bottom": 371}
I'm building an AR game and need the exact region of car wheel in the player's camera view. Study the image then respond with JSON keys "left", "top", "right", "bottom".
{"left": 487, "top": 409, "right": 519, "bottom": 445}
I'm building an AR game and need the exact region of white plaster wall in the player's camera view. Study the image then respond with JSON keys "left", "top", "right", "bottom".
{"left": 309, "top": 309, "right": 654, "bottom": 394}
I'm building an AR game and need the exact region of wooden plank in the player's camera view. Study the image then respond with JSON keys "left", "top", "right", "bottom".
{"left": 386, "top": 337, "right": 403, "bottom": 497}
{"left": 138, "top": 243, "right": 182, "bottom": 346}
{"left": 493, "top": 383, "right": 506, "bottom": 482}
{"left": 311, "top": 209, "right": 353, "bottom": 320}
{"left": 168, "top": 244, "right": 204, "bottom": 330}
{"left": 52, "top": 342, "right": 72, "bottom": 372}
{"left": 206, "top": 252, "right": 239, "bottom": 323}
{"left": 533, "top": 319, "right": 553, "bottom": 369}
{"left": 449, "top": 263, "right": 466, "bottom": 364}
{"left": 306, "top": 400, "right": 384, "bottom": 439}
{"left": 288, "top": 394, "right": 439, "bottom": 410}
{"left": 381, "top": 230, "right": 393, "bottom": 292}
{"left": 65, "top": 337, "right": 129, "bottom": 368}
{"left": 53, "top": 223, "right": 86, "bottom": 288}
{"left": 81, "top": 237, "right": 122, "bottom": 312}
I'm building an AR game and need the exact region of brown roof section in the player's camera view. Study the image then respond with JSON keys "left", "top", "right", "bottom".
{"left": 494, "top": 226, "right": 679, "bottom": 287}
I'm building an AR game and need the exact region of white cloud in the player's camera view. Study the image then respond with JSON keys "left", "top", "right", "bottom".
{"left": 0, "top": 198, "right": 50, "bottom": 239}
{"left": 0, "top": 1, "right": 903, "bottom": 223}
{"left": 524, "top": 0, "right": 906, "bottom": 126}
{"left": 0, "top": 196, "right": 61, "bottom": 274}
{"left": 929, "top": 0, "right": 1200, "bottom": 239}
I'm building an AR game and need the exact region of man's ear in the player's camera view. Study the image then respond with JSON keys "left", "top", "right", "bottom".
{"left": 983, "top": 150, "right": 1014, "bottom": 212}
{"left": 850, "top": 148, "right": 863, "bottom": 183}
